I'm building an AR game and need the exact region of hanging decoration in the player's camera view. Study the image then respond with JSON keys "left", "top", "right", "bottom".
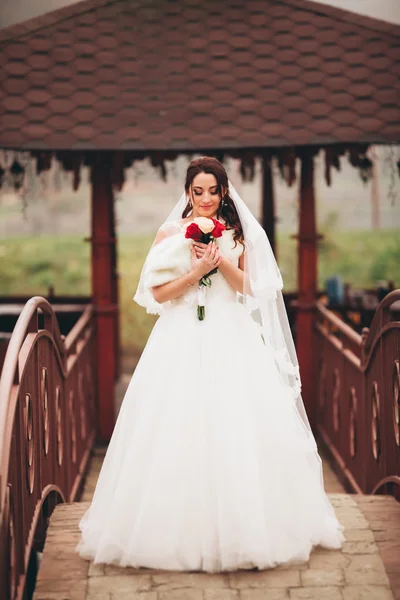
{"left": 111, "top": 152, "right": 126, "bottom": 191}
{"left": 384, "top": 145, "right": 400, "bottom": 206}
{"left": 358, "top": 156, "right": 373, "bottom": 184}
{"left": 347, "top": 144, "right": 373, "bottom": 184}
{"left": 215, "top": 151, "right": 225, "bottom": 165}
{"left": 0, "top": 151, "right": 29, "bottom": 191}
{"left": 0, "top": 144, "right": 397, "bottom": 209}
{"left": 35, "top": 152, "right": 52, "bottom": 175}
{"left": 276, "top": 147, "right": 296, "bottom": 187}
{"left": 239, "top": 153, "right": 255, "bottom": 182}
{"left": 150, "top": 153, "right": 167, "bottom": 181}
{"left": 323, "top": 146, "right": 344, "bottom": 186}
{"left": 10, "top": 160, "right": 25, "bottom": 190}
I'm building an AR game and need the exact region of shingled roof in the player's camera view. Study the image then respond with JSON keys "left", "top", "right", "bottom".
{"left": 0, "top": 0, "right": 399, "bottom": 152}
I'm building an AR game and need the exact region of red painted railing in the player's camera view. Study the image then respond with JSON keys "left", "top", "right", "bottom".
{"left": 315, "top": 290, "right": 400, "bottom": 498}
{"left": 0, "top": 297, "right": 96, "bottom": 600}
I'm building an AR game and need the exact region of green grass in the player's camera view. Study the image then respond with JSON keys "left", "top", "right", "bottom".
{"left": 118, "top": 234, "right": 157, "bottom": 356}
{"left": 0, "top": 236, "right": 91, "bottom": 295}
{"left": 1, "top": 229, "right": 399, "bottom": 355}
{"left": 317, "top": 229, "right": 400, "bottom": 289}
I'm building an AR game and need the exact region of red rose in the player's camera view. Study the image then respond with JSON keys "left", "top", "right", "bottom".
{"left": 211, "top": 219, "right": 226, "bottom": 238}
{"left": 185, "top": 222, "right": 202, "bottom": 241}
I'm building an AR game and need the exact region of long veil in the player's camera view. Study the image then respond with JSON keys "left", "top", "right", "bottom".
{"left": 134, "top": 180, "right": 318, "bottom": 454}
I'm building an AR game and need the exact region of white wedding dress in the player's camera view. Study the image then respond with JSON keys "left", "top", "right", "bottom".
{"left": 77, "top": 223, "right": 345, "bottom": 572}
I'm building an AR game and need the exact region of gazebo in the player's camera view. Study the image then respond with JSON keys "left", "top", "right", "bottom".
{"left": 0, "top": 0, "right": 399, "bottom": 443}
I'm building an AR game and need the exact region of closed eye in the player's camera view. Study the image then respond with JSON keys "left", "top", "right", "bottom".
{"left": 193, "top": 187, "right": 219, "bottom": 196}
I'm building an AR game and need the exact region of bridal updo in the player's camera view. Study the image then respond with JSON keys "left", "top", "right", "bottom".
{"left": 182, "top": 156, "right": 244, "bottom": 247}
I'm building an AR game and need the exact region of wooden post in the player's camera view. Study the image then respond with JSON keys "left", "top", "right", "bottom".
{"left": 295, "top": 149, "right": 319, "bottom": 430}
{"left": 369, "top": 145, "right": 381, "bottom": 230}
{"left": 110, "top": 194, "right": 120, "bottom": 379}
{"left": 91, "top": 152, "right": 118, "bottom": 441}
{"left": 261, "top": 155, "right": 276, "bottom": 257}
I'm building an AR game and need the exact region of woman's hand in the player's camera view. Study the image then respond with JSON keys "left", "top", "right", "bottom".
{"left": 192, "top": 240, "right": 208, "bottom": 259}
{"left": 191, "top": 241, "right": 222, "bottom": 278}
{"left": 193, "top": 241, "right": 225, "bottom": 263}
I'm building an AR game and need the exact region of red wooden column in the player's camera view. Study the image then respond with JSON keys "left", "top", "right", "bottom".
{"left": 109, "top": 191, "right": 120, "bottom": 379}
{"left": 91, "top": 152, "right": 118, "bottom": 441}
{"left": 295, "top": 149, "right": 319, "bottom": 430}
{"left": 261, "top": 155, "right": 276, "bottom": 257}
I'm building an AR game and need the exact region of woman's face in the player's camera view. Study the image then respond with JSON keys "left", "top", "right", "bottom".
{"left": 189, "top": 172, "right": 221, "bottom": 219}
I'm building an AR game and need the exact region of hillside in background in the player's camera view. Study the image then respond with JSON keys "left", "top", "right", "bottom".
{"left": 0, "top": 147, "right": 399, "bottom": 240}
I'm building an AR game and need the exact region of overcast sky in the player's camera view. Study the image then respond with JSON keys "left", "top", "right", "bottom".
{"left": 0, "top": 0, "right": 399, "bottom": 29}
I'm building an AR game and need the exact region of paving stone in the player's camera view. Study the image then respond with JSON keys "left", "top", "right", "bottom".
{"left": 300, "top": 569, "right": 344, "bottom": 586}
{"left": 45, "top": 536, "right": 82, "bottom": 550}
{"left": 308, "top": 549, "right": 350, "bottom": 569}
{"left": 343, "top": 529, "right": 375, "bottom": 542}
{"left": 49, "top": 515, "right": 83, "bottom": 526}
{"left": 152, "top": 573, "right": 230, "bottom": 590}
{"left": 289, "top": 587, "right": 343, "bottom": 600}
{"left": 354, "top": 498, "right": 399, "bottom": 512}
{"left": 342, "top": 541, "right": 379, "bottom": 555}
{"left": 391, "top": 574, "right": 400, "bottom": 600}
{"left": 93, "top": 445, "right": 107, "bottom": 457}
{"left": 204, "top": 590, "right": 239, "bottom": 600}
{"left": 229, "top": 569, "right": 301, "bottom": 589}
{"left": 158, "top": 591, "right": 203, "bottom": 600}
{"left": 87, "top": 574, "right": 153, "bottom": 595}
{"left": 374, "top": 529, "right": 400, "bottom": 542}
{"left": 81, "top": 492, "right": 95, "bottom": 502}
{"left": 34, "top": 578, "right": 87, "bottom": 599}
{"left": 274, "top": 559, "right": 309, "bottom": 572}
{"left": 104, "top": 564, "right": 152, "bottom": 577}
{"left": 88, "top": 562, "right": 105, "bottom": 576}
{"left": 329, "top": 495, "right": 358, "bottom": 508}
{"left": 365, "top": 514, "right": 400, "bottom": 527}
{"left": 34, "top": 592, "right": 86, "bottom": 600}
{"left": 334, "top": 506, "right": 364, "bottom": 518}
{"left": 52, "top": 503, "right": 88, "bottom": 517}
{"left": 240, "top": 590, "right": 290, "bottom": 599}
{"left": 37, "top": 553, "right": 89, "bottom": 581}
{"left": 354, "top": 496, "right": 394, "bottom": 505}
{"left": 322, "top": 463, "right": 346, "bottom": 494}
{"left": 44, "top": 543, "right": 82, "bottom": 557}
{"left": 342, "top": 585, "right": 394, "bottom": 599}
{"left": 87, "top": 592, "right": 157, "bottom": 600}
{"left": 345, "top": 554, "right": 390, "bottom": 586}
{"left": 337, "top": 509, "right": 369, "bottom": 530}
{"left": 326, "top": 482, "right": 347, "bottom": 494}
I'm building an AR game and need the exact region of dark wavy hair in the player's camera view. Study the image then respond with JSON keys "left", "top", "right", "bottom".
{"left": 182, "top": 156, "right": 244, "bottom": 247}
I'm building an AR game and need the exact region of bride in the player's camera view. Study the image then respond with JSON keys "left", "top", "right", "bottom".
{"left": 77, "top": 156, "right": 345, "bottom": 572}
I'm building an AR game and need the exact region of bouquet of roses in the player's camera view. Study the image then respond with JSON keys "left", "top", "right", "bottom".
{"left": 185, "top": 217, "right": 225, "bottom": 320}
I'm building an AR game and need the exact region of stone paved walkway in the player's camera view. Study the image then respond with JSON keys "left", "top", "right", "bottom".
{"left": 34, "top": 493, "right": 400, "bottom": 600}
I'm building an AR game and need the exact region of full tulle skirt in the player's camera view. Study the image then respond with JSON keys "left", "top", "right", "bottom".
{"left": 77, "top": 299, "right": 345, "bottom": 572}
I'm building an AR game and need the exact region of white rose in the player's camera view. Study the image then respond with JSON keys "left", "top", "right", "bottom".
{"left": 193, "top": 217, "right": 214, "bottom": 234}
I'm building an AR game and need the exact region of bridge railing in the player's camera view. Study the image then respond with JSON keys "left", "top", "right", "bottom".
{"left": 315, "top": 289, "right": 400, "bottom": 498}
{"left": 0, "top": 297, "right": 96, "bottom": 600}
